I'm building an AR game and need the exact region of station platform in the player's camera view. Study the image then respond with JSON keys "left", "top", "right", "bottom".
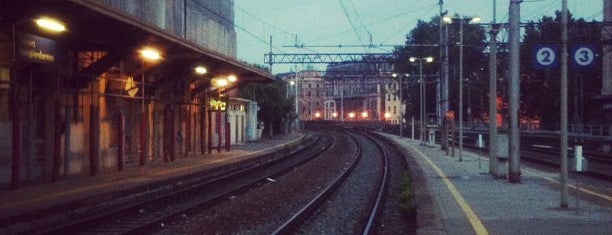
{"left": 379, "top": 132, "right": 612, "bottom": 235}
{"left": 0, "top": 133, "right": 305, "bottom": 232}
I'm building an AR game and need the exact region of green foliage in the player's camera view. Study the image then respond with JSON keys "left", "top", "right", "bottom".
{"left": 237, "top": 80, "right": 293, "bottom": 136}
{"left": 399, "top": 171, "right": 416, "bottom": 221}
{"left": 393, "top": 15, "right": 486, "bottom": 120}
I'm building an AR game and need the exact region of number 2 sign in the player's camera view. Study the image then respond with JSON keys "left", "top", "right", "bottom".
{"left": 533, "top": 45, "right": 559, "bottom": 69}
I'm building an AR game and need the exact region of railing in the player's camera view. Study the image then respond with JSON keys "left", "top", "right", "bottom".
{"left": 462, "top": 121, "right": 612, "bottom": 137}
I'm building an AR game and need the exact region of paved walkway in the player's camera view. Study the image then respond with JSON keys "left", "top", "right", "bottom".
{"left": 379, "top": 133, "right": 612, "bottom": 235}
{"left": 0, "top": 134, "right": 305, "bottom": 221}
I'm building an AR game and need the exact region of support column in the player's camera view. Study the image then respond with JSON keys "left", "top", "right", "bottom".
{"left": 508, "top": 0, "right": 522, "bottom": 183}
{"left": 489, "top": 0, "right": 500, "bottom": 177}
{"left": 89, "top": 105, "right": 99, "bottom": 176}
{"left": 560, "top": 0, "right": 569, "bottom": 208}
{"left": 170, "top": 106, "right": 176, "bottom": 162}
{"left": 217, "top": 109, "right": 221, "bottom": 153}
{"left": 207, "top": 108, "right": 212, "bottom": 154}
{"left": 117, "top": 112, "right": 125, "bottom": 171}
{"left": 200, "top": 103, "right": 206, "bottom": 154}
{"left": 11, "top": 101, "right": 20, "bottom": 189}
{"left": 63, "top": 104, "right": 71, "bottom": 176}
{"left": 186, "top": 105, "right": 191, "bottom": 156}
{"left": 225, "top": 112, "right": 231, "bottom": 151}
{"left": 52, "top": 100, "right": 61, "bottom": 181}
{"left": 163, "top": 107, "right": 170, "bottom": 162}
{"left": 139, "top": 107, "right": 146, "bottom": 166}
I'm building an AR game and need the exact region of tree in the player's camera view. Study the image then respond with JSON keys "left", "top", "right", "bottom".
{"left": 393, "top": 15, "right": 486, "bottom": 122}
{"left": 520, "top": 11, "right": 604, "bottom": 128}
{"left": 238, "top": 79, "right": 293, "bottom": 137}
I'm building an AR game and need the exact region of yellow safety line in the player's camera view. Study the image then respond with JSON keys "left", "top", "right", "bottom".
{"left": 411, "top": 146, "right": 489, "bottom": 235}
{"left": 523, "top": 169, "right": 612, "bottom": 202}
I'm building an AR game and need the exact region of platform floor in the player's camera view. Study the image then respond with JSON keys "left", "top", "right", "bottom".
{"left": 0, "top": 134, "right": 305, "bottom": 221}
{"left": 379, "top": 132, "right": 612, "bottom": 235}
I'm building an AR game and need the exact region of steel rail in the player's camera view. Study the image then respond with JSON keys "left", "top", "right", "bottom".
{"left": 43, "top": 133, "right": 334, "bottom": 235}
{"left": 272, "top": 131, "right": 363, "bottom": 234}
{"left": 360, "top": 132, "right": 390, "bottom": 235}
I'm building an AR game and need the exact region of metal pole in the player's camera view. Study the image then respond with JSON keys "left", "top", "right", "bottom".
{"left": 508, "top": 0, "right": 522, "bottom": 183}
{"left": 399, "top": 75, "right": 403, "bottom": 137}
{"left": 419, "top": 60, "right": 424, "bottom": 145}
{"left": 423, "top": 61, "right": 427, "bottom": 145}
{"left": 294, "top": 69, "right": 298, "bottom": 122}
{"left": 64, "top": 104, "right": 71, "bottom": 176}
{"left": 140, "top": 72, "right": 146, "bottom": 166}
{"left": 439, "top": 0, "right": 448, "bottom": 150}
{"left": 459, "top": 19, "right": 464, "bottom": 161}
{"left": 443, "top": 23, "right": 450, "bottom": 151}
{"left": 117, "top": 112, "right": 124, "bottom": 171}
{"left": 341, "top": 76, "right": 344, "bottom": 123}
{"left": 488, "top": 0, "right": 499, "bottom": 176}
{"left": 437, "top": 0, "right": 444, "bottom": 128}
{"left": 560, "top": 0, "right": 569, "bottom": 208}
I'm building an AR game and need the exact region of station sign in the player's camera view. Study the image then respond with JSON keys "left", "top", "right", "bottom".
{"left": 17, "top": 33, "right": 60, "bottom": 64}
{"left": 533, "top": 45, "right": 558, "bottom": 69}
{"left": 570, "top": 45, "right": 596, "bottom": 69}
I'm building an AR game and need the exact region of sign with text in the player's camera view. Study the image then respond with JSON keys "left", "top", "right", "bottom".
{"left": 17, "top": 33, "right": 60, "bottom": 64}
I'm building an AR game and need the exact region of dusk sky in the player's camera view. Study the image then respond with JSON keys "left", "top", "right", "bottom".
{"left": 234, "top": 0, "right": 604, "bottom": 74}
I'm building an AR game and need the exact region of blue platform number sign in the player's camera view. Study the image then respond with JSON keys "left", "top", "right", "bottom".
{"left": 571, "top": 45, "right": 596, "bottom": 69}
{"left": 533, "top": 45, "right": 558, "bottom": 69}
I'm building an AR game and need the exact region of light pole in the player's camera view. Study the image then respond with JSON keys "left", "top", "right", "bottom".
{"left": 212, "top": 75, "right": 237, "bottom": 152}
{"left": 392, "top": 73, "right": 407, "bottom": 137}
{"left": 410, "top": 57, "right": 434, "bottom": 145}
{"left": 443, "top": 14, "right": 480, "bottom": 161}
{"left": 138, "top": 47, "right": 162, "bottom": 166}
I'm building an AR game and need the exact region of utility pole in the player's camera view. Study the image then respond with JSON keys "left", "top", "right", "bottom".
{"left": 436, "top": 0, "right": 443, "bottom": 129}
{"left": 489, "top": 0, "right": 500, "bottom": 177}
{"left": 508, "top": 0, "right": 521, "bottom": 183}
{"left": 459, "top": 17, "right": 464, "bottom": 161}
{"left": 439, "top": 0, "right": 449, "bottom": 151}
{"left": 269, "top": 36, "right": 273, "bottom": 74}
{"left": 560, "top": 0, "right": 569, "bottom": 208}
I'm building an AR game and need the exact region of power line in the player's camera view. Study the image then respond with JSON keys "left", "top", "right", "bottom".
{"left": 339, "top": 0, "right": 364, "bottom": 45}
{"left": 189, "top": 0, "right": 286, "bottom": 53}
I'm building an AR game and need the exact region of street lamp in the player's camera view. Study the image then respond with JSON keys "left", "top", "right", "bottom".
{"left": 212, "top": 75, "right": 237, "bottom": 152}
{"left": 410, "top": 56, "right": 433, "bottom": 146}
{"left": 138, "top": 46, "right": 162, "bottom": 166}
{"left": 35, "top": 16, "right": 66, "bottom": 32}
{"left": 443, "top": 14, "right": 480, "bottom": 161}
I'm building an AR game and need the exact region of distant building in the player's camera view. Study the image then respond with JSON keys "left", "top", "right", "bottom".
{"left": 281, "top": 71, "right": 326, "bottom": 121}
{"left": 325, "top": 62, "right": 394, "bottom": 122}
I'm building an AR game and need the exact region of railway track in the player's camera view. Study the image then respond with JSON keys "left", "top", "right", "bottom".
{"left": 273, "top": 131, "right": 390, "bottom": 234}
{"left": 43, "top": 133, "right": 334, "bottom": 235}
{"left": 40, "top": 130, "right": 409, "bottom": 234}
{"left": 456, "top": 135, "right": 612, "bottom": 178}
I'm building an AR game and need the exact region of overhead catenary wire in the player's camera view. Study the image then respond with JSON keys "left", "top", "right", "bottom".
{"left": 190, "top": 0, "right": 286, "bottom": 53}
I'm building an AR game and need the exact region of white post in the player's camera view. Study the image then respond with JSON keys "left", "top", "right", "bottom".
{"left": 574, "top": 145, "right": 584, "bottom": 172}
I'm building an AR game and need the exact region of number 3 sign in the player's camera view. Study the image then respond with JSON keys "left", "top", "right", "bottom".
{"left": 571, "top": 45, "right": 596, "bottom": 69}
